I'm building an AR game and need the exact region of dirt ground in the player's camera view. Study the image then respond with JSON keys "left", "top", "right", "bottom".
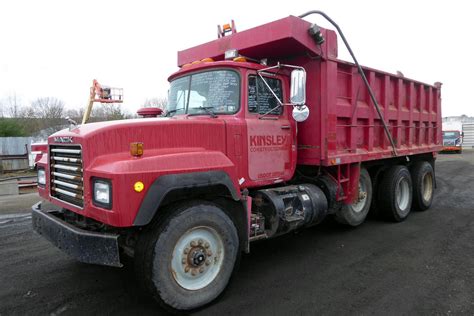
{"left": 0, "top": 151, "right": 473, "bottom": 315}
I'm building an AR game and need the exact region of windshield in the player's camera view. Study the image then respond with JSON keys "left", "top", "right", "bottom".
{"left": 167, "top": 70, "right": 240, "bottom": 116}
{"left": 443, "top": 131, "right": 460, "bottom": 139}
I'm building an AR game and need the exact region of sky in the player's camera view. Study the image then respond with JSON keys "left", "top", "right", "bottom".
{"left": 0, "top": 0, "right": 473, "bottom": 117}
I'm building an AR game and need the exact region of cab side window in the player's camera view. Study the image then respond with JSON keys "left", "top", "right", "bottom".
{"left": 248, "top": 75, "right": 283, "bottom": 115}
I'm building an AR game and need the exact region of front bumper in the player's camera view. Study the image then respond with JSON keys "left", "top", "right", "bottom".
{"left": 32, "top": 202, "right": 122, "bottom": 267}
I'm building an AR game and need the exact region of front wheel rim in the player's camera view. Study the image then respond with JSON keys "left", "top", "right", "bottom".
{"left": 171, "top": 226, "right": 224, "bottom": 291}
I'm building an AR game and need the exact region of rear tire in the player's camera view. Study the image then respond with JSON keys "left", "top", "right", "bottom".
{"left": 335, "top": 168, "right": 372, "bottom": 226}
{"left": 411, "top": 161, "right": 434, "bottom": 211}
{"left": 135, "top": 201, "right": 239, "bottom": 311}
{"left": 378, "top": 165, "right": 413, "bottom": 222}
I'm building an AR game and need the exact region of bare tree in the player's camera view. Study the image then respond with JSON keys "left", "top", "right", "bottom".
{"left": 32, "top": 97, "right": 65, "bottom": 119}
{"left": 64, "top": 108, "right": 84, "bottom": 121}
{"left": 143, "top": 97, "right": 167, "bottom": 109}
{"left": 19, "top": 105, "right": 36, "bottom": 118}
{"left": 3, "top": 93, "right": 23, "bottom": 118}
{"left": 91, "top": 103, "right": 128, "bottom": 121}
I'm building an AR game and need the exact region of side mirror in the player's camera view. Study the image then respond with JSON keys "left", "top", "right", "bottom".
{"left": 290, "top": 69, "right": 306, "bottom": 105}
{"left": 292, "top": 105, "right": 309, "bottom": 122}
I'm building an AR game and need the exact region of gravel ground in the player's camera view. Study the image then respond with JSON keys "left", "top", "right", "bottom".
{"left": 0, "top": 151, "right": 473, "bottom": 315}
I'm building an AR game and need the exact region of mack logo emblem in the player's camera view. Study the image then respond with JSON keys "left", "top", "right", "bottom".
{"left": 54, "top": 136, "right": 73, "bottom": 143}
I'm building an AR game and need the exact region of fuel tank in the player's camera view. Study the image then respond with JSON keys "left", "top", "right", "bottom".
{"left": 252, "top": 184, "right": 328, "bottom": 238}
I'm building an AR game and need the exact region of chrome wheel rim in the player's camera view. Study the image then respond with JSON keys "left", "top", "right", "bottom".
{"left": 171, "top": 226, "right": 224, "bottom": 290}
{"left": 396, "top": 177, "right": 410, "bottom": 211}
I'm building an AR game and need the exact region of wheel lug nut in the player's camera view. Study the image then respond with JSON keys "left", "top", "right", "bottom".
{"left": 199, "top": 267, "right": 204, "bottom": 273}
{"left": 207, "top": 251, "right": 212, "bottom": 256}
{"left": 184, "top": 247, "right": 190, "bottom": 254}
{"left": 191, "top": 240, "right": 197, "bottom": 247}
{"left": 205, "top": 259, "right": 211, "bottom": 266}
{"left": 185, "top": 266, "right": 190, "bottom": 273}
{"left": 204, "top": 242, "right": 210, "bottom": 248}
{"left": 191, "top": 270, "right": 197, "bottom": 276}
{"left": 182, "top": 258, "right": 186, "bottom": 264}
{"left": 198, "top": 239, "right": 203, "bottom": 245}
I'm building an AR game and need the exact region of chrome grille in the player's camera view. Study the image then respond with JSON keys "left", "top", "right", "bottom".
{"left": 50, "top": 145, "right": 84, "bottom": 208}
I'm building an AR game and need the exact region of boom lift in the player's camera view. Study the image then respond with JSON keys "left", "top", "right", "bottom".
{"left": 81, "top": 79, "right": 123, "bottom": 124}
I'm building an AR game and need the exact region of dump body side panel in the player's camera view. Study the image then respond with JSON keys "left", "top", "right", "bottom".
{"left": 297, "top": 58, "right": 442, "bottom": 166}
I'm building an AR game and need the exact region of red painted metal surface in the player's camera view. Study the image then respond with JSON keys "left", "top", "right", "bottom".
{"left": 38, "top": 118, "right": 241, "bottom": 227}
{"left": 178, "top": 16, "right": 338, "bottom": 67}
{"left": 297, "top": 59, "right": 442, "bottom": 166}
{"left": 31, "top": 142, "right": 47, "bottom": 165}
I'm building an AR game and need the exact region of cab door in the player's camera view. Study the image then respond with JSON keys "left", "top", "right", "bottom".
{"left": 245, "top": 73, "right": 295, "bottom": 183}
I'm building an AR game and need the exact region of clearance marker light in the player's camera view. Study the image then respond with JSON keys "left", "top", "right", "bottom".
{"left": 130, "top": 142, "right": 144, "bottom": 157}
{"left": 233, "top": 56, "right": 247, "bottom": 62}
{"left": 134, "top": 181, "right": 145, "bottom": 193}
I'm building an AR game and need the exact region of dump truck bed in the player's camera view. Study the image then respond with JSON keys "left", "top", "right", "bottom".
{"left": 297, "top": 57, "right": 442, "bottom": 166}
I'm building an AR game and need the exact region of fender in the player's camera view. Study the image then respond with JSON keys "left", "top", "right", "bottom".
{"left": 133, "top": 170, "right": 240, "bottom": 226}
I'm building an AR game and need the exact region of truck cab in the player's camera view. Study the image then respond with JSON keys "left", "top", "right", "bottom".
{"left": 167, "top": 61, "right": 297, "bottom": 187}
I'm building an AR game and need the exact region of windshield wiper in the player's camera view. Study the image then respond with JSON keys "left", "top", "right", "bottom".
{"left": 165, "top": 108, "right": 184, "bottom": 117}
{"left": 188, "top": 106, "right": 217, "bottom": 118}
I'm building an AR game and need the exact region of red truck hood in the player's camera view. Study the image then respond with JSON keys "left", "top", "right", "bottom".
{"left": 48, "top": 117, "right": 227, "bottom": 164}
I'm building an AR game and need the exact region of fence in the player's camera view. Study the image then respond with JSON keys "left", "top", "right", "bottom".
{"left": 0, "top": 137, "right": 41, "bottom": 172}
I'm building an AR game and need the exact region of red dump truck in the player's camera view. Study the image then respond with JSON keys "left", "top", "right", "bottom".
{"left": 32, "top": 11, "right": 442, "bottom": 311}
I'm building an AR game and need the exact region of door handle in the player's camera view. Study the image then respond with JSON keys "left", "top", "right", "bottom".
{"left": 280, "top": 125, "right": 291, "bottom": 130}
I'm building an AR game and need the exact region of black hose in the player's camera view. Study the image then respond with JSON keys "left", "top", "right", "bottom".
{"left": 299, "top": 10, "right": 398, "bottom": 156}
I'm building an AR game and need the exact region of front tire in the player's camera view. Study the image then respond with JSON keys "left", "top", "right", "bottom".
{"left": 378, "top": 165, "right": 413, "bottom": 222}
{"left": 135, "top": 201, "right": 239, "bottom": 311}
{"left": 335, "top": 168, "right": 372, "bottom": 226}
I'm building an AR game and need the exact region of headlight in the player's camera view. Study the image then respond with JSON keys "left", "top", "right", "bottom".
{"left": 93, "top": 179, "right": 112, "bottom": 209}
{"left": 37, "top": 168, "right": 46, "bottom": 186}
